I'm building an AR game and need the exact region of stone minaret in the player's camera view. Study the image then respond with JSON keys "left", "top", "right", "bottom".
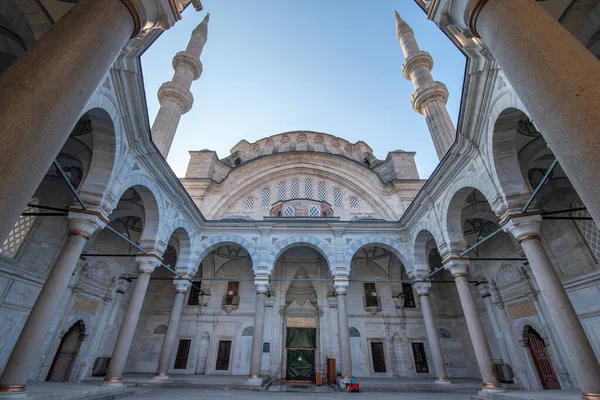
{"left": 151, "top": 12, "right": 210, "bottom": 157}
{"left": 394, "top": 10, "right": 455, "bottom": 160}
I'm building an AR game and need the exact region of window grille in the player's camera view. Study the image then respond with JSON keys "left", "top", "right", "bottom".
{"left": 402, "top": 283, "right": 416, "bottom": 308}
{"left": 371, "top": 342, "right": 387, "bottom": 373}
{"left": 304, "top": 179, "right": 313, "bottom": 199}
{"left": 173, "top": 339, "right": 191, "bottom": 369}
{"left": 364, "top": 283, "right": 379, "bottom": 308}
{"left": 280, "top": 142, "right": 291, "bottom": 152}
{"left": 264, "top": 146, "right": 273, "bottom": 155}
{"left": 278, "top": 182, "right": 286, "bottom": 201}
{"left": 244, "top": 197, "right": 254, "bottom": 209}
{"left": 330, "top": 146, "right": 340, "bottom": 155}
{"left": 333, "top": 188, "right": 343, "bottom": 208}
{"left": 283, "top": 206, "right": 295, "bottom": 217}
{"left": 318, "top": 181, "right": 326, "bottom": 202}
{"left": 349, "top": 196, "right": 359, "bottom": 209}
{"left": 411, "top": 342, "right": 429, "bottom": 373}
{"left": 188, "top": 284, "right": 201, "bottom": 306}
{"left": 309, "top": 206, "right": 320, "bottom": 217}
{"left": 297, "top": 142, "right": 307, "bottom": 151}
{"left": 261, "top": 188, "right": 271, "bottom": 208}
{"left": 572, "top": 200, "right": 600, "bottom": 261}
{"left": 215, "top": 340, "right": 232, "bottom": 370}
{"left": 1, "top": 201, "right": 38, "bottom": 258}
{"left": 291, "top": 179, "right": 300, "bottom": 198}
{"left": 314, "top": 143, "right": 325, "bottom": 152}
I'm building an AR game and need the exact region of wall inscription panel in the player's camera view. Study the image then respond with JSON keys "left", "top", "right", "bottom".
{"left": 73, "top": 297, "right": 100, "bottom": 314}
{"left": 507, "top": 301, "right": 537, "bottom": 320}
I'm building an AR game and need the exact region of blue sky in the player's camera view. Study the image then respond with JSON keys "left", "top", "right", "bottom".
{"left": 142, "top": 0, "right": 466, "bottom": 179}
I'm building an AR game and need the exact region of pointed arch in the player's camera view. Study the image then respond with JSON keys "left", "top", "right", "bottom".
{"left": 194, "top": 235, "right": 259, "bottom": 268}
{"left": 343, "top": 236, "right": 409, "bottom": 272}
{"left": 265, "top": 236, "right": 335, "bottom": 273}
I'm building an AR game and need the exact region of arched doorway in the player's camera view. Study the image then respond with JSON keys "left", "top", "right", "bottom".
{"left": 47, "top": 320, "right": 85, "bottom": 382}
{"left": 524, "top": 326, "right": 560, "bottom": 390}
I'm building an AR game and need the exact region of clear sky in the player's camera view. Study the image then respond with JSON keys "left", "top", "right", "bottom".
{"left": 141, "top": 0, "right": 466, "bottom": 179}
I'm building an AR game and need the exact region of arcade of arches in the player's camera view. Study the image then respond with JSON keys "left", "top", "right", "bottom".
{"left": 1, "top": 0, "right": 600, "bottom": 399}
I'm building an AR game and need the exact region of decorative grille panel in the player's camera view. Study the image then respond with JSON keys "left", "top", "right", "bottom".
{"left": 283, "top": 206, "right": 295, "bottom": 217}
{"left": 188, "top": 284, "right": 201, "bottom": 306}
{"left": 215, "top": 340, "right": 232, "bottom": 370}
{"left": 278, "top": 182, "right": 286, "bottom": 201}
{"left": 411, "top": 342, "right": 429, "bottom": 373}
{"left": 261, "top": 188, "right": 271, "bottom": 208}
{"left": 297, "top": 142, "right": 307, "bottom": 151}
{"left": 402, "top": 283, "right": 416, "bottom": 308}
{"left": 174, "top": 339, "right": 191, "bottom": 369}
{"left": 291, "top": 179, "right": 300, "bottom": 198}
{"left": 314, "top": 143, "right": 325, "bottom": 152}
{"left": 572, "top": 200, "right": 600, "bottom": 261}
{"left": 244, "top": 197, "right": 254, "bottom": 209}
{"left": 349, "top": 196, "right": 359, "bottom": 209}
{"left": 370, "top": 342, "right": 387, "bottom": 373}
{"left": 1, "top": 201, "right": 38, "bottom": 258}
{"left": 280, "top": 142, "right": 291, "bottom": 152}
{"left": 309, "top": 206, "right": 320, "bottom": 217}
{"left": 264, "top": 146, "right": 273, "bottom": 155}
{"left": 333, "top": 188, "right": 343, "bottom": 208}
{"left": 304, "top": 179, "right": 313, "bottom": 199}
{"left": 318, "top": 181, "right": 326, "bottom": 202}
{"left": 330, "top": 146, "right": 340, "bottom": 155}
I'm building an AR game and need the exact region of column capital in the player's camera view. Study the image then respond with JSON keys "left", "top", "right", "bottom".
{"left": 121, "top": 0, "right": 200, "bottom": 38}
{"left": 475, "top": 280, "right": 492, "bottom": 298}
{"left": 174, "top": 277, "right": 191, "bottom": 293}
{"left": 333, "top": 277, "right": 349, "bottom": 294}
{"left": 135, "top": 254, "right": 162, "bottom": 274}
{"left": 411, "top": 280, "right": 432, "bottom": 296}
{"left": 254, "top": 271, "right": 270, "bottom": 294}
{"left": 501, "top": 211, "right": 542, "bottom": 243}
{"left": 67, "top": 208, "right": 108, "bottom": 239}
{"left": 443, "top": 257, "right": 470, "bottom": 278}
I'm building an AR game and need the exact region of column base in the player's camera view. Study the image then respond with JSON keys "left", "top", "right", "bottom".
{"left": 102, "top": 377, "right": 124, "bottom": 386}
{"left": 152, "top": 374, "right": 169, "bottom": 381}
{"left": 582, "top": 393, "right": 600, "bottom": 400}
{"left": 246, "top": 375, "right": 262, "bottom": 386}
{"left": 0, "top": 386, "right": 26, "bottom": 399}
{"left": 480, "top": 382, "right": 504, "bottom": 393}
{"left": 434, "top": 377, "right": 451, "bottom": 384}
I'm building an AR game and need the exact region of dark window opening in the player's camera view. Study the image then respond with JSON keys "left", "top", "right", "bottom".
{"left": 215, "top": 340, "right": 232, "bottom": 370}
{"left": 224, "top": 282, "right": 239, "bottom": 306}
{"left": 371, "top": 342, "right": 386, "bottom": 373}
{"left": 234, "top": 157, "right": 241, "bottom": 166}
{"left": 402, "top": 283, "right": 416, "bottom": 308}
{"left": 173, "top": 339, "right": 191, "bottom": 369}
{"left": 188, "top": 284, "right": 201, "bottom": 306}
{"left": 364, "top": 283, "right": 379, "bottom": 308}
{"left": 412, "top": 342, "right": 429, "bottom": 373}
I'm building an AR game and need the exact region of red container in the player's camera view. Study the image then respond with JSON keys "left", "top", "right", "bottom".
{"left": 348, "top": 383, "right": 360, "bottom": 392}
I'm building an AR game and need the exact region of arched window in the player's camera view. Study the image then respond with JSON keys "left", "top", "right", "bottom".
{"left": 439, "top": 328, "right": 451, "bottom": 339}
{"left": 278, "top": 182, "right": 286, "bottom": 201}
{"left": 244, "top": 197, "right": 254, "bottom": 209}
{"left": 291, "top": 179, "right": 300, "bottom": 198}
{"left": 304, "top": 179, "right": 313, "bottom": 199}
{"left": 330, "top": 146, "right": 340, "bottom": 155}
{"left": 280, "top": 142, "right": 291, "bottom": 152}
{"left": 264, "top": 146, "right": 273, "bottom": 155}
{"left": 314, "top": 143, "right": 325, "bottom": 152}
{"left": 261, "top": 188, "right": 271, "bottom": 208}
{"left": 308, "top": 206, "right": 320, "bottom": 217}
{"left": 297, "top": 142, "right": 307, "bottom": 151}
{"left": 318, "top": 181, "right": 326, "bottom": 202}
{"left": 349, "top": 196, "right": 359, "bottom": 209}
{"left": 283, "top": 206, "right": 295, "bottom": 217}
{"left": 333, "top": 188, "right": 343, "bottom": 208}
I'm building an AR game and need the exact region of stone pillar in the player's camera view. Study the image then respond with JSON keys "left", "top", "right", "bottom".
{"left": 0, "top": 210, "right": 106, "bottom": 394}
{"left": 0, "top": 0, "right": 198, "bottom": 245}
{"left": 428, "top": 0, "right": 600, "bottom": 226}
{"left": 504, "top": 213, "right": 600, "bottom": 397}
{"left": 412, "top": 280, "right": 450, "bottom": 383}
{"left": 247, "top": 277, "right": 269, "bottom": 384}
{"left": 476, "top": 281, "right": 511, "bottom": 366}
{"left": 334, "top": 278, "right": 352, "bottom": 381}
{"left": 104, "top": 255, "right": 160, "bottom": 384}
{"left": 196, "top": 333, "right": 210, "bottom": 375}
{"left": 154, "top": 278, "right": 191, "bottom": 379}
{"left": 445, "top": 259, "right": 501, "bottom": 391}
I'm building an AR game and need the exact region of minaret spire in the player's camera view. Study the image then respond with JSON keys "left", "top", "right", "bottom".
{"left": 394, "top": 10, "right": 455, "bottom": 160}
{"left": 151, "top": 12, "right": 209, "bottom": 158}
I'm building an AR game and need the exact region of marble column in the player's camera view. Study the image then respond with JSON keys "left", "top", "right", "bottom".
{"left": 476, "top": 281, "right": 511, "bottom": 367}
{"left": 431, "top": 0, "right": 600, "bottom": 226}
{"left": 154, "top": 278, "right": 191, "bottom": 379}
{"left": 412, "top": 280, "right": 450, "bottom": 383}
{"left": 0, "top": 210, "right": 106, "bottom": 393}
{"left": 445, "top": 259, "right": 501, "bottom": 391}
{"left": 104, "top": 255, "right": 160, "bottom": 384}
{"left": 334, "top": 278, "right": 352, "bottom": 381}
{"left": 247, "top": 280, "right": 269, "bottom": 384}
{"left": 504, "top": 213, "right": 600, "bottom": 397}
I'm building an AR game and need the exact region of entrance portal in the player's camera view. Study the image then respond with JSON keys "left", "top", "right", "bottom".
{"left": 47, "top": 320, "right": 85, "bottom": 382}
{"left": 286, "top": 327, "right": 316, "bottom": 381}
{"left": 525, "top": 326, "right": 560, "bottom": 389}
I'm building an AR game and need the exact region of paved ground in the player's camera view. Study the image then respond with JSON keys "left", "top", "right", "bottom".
{"left": 127, "top": 387, "right": 474, "bottom": 399}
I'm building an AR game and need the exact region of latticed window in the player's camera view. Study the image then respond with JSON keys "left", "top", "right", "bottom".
{"left": 188, "top": 284, "right": 201, "bottom": 306}
{"left": 283, "top": 206, "right": 295, "bottom": 217}
{"left": 333, "top": 188, "right": 343, "bottom": 208}
{"left": 371, "top": 342, "right": 387, "bottom": 373}
{"left": 411, "top": 342, "right": 429, "bottom": 373}
{"left": 215, "top": 340, "right": 232, "bottom": 370}
{"left": 291, "top": 179, "right": 300, "bottom": 198}
{"left": 278, "top": 182, "right": 286, "bottom": 201}
{"left": 304, "top": 179, "right": 313, "bottom": 199}
{"left": 349, "top": 196, "right": 359, "bottom": 209}
{"left": 314, "top": 143, "right": 325, "bottom": 152}
{"left": 297, "top": 142, "right": 307, "bottom": 151}
{"left": 318, "top": 181, "right": 326, "bottom": 202}
{"left": 280, "top": 142, "right": 291, "bottom": 152}
{"left": 174, "top": 339, "right": 191, "bottom": 369}
{"left": 309, "top": 206, "right": 320, "bottom": 217}
{"left": 264, "top": 146, "right": 273, "bottom": 155}
{"left": 330, "top": 146, "right": 340, "bottom": 155}
{"left": 572, "top": 200, "right": 600, "bottom": 261}
{"left": 1, "top": 201, "right": 38, "bottom": 258}
{"left": 244, "top": 197, "right": 254, "bottom": 209}
{"left": 261, "top": 188, "right": 271, "bottom": 208}
{"left": 402, "top": 283, "right": 416, "bottom": 308}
